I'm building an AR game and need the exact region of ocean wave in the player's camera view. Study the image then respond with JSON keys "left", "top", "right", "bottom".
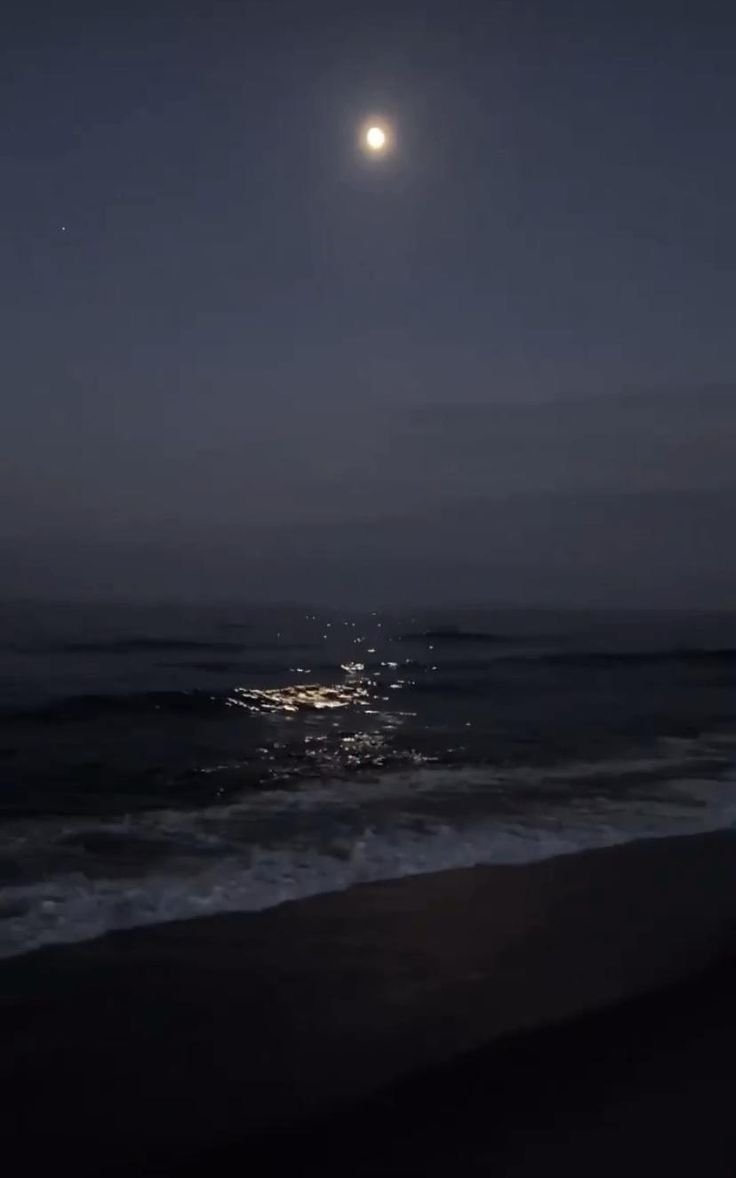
{"left": 7, "top": 689, "right": 227, "bottom": 723}
{"left": 403, "top": 647, "right": 736, "bottom": 670}
{"left": 0, "top": 654, "right": 500, "bottom": 718}
{"left": 7, "top": 636, "right": 325, "bottom": 656}
{"left": 393, "top": 629, "right": 515, "bottom": 644}
{"left": 10, "top": 638, "right": 250, "bottom": 655}
{"left": 1, "top": 748, "right": 735, "bottom": 959}
{"left": 4, "top": 643, "right": 735, "bottom": 723}
{"left": 156, "top": 660, "right": 277, "bottom": 673}
{"left": 2, "top": 672, "right": 395, "bottom": 724}
{"left": 540, "top": 648, "right": 736, "bottom": 668}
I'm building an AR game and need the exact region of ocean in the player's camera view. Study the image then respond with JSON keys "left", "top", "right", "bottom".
{"left": 1, "top": 601, "right": 736, "bottom": 959}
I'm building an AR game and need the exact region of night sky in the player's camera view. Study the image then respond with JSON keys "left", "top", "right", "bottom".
{"left": 2, "top": 0, "right": 735, "bottom": 605}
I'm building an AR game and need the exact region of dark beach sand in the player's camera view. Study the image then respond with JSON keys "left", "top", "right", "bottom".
{"left": 3, "top": 831, "right": 736, "bottom": 1175}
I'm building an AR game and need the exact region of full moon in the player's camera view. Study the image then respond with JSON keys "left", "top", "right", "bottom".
{"left": 366, "top": 126, "right": 386, "bottom": 151}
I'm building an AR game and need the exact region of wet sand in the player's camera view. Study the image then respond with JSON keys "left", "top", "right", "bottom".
{"left": 3, "top": 830, "right": 736, "bottom": 1175}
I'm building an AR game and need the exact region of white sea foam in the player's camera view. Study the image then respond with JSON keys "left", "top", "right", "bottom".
{"left": 1, "top": 750, "right": 735, "bottom": 960}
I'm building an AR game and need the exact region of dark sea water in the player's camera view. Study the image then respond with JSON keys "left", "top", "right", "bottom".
{"left": 1, "top": 602, "right": 736, "bottom": 958}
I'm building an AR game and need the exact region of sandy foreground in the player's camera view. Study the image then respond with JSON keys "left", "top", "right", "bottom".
{"left": 3, "top": 830, "right": 736, "bottom": 1175}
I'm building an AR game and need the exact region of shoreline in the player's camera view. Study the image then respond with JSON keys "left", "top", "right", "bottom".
{"left": 3, "top": 829, "right": 736, "bottom": 1173}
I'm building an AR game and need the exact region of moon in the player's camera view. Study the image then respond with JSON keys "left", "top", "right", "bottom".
{"left": 366, "top": 126, "right": 386, "bottom": 151}
{"left": 358, "top": 118, "right": 393, "bottom": 158}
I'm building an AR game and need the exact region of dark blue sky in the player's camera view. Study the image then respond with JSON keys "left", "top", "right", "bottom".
{"left": 2, "top": 1, "right": 735, "bottom": 604}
